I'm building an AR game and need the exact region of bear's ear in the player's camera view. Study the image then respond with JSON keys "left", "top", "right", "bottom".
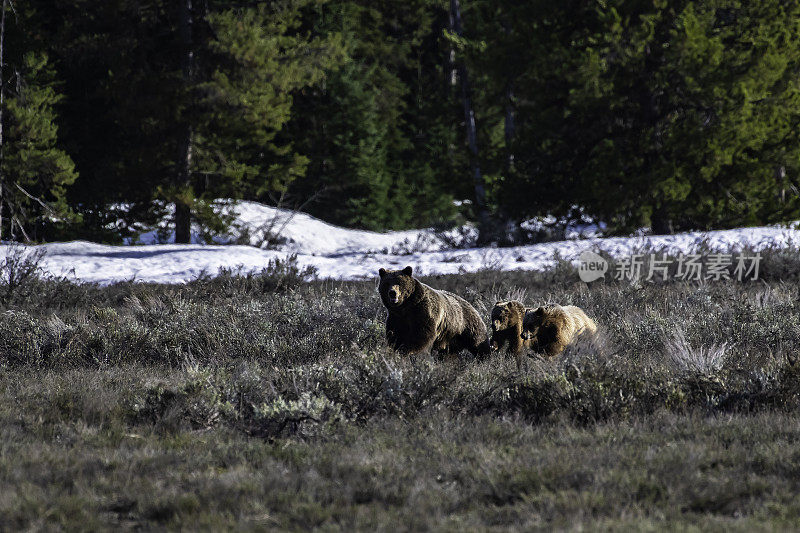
{"left": 378, "top": 268, "right": 387, "bottom": 278}
{"left": 533, "top": 307, "right": 545, "bottom": 317}
{"left": 402, "top": 266, "right": 413, "bottom": 276}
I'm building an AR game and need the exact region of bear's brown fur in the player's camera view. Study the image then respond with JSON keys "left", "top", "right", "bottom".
{"left": 521, "top": 304, "right": 597, "bottom": 357}
{"left": 378, "top": 266, "right": 489, "bottom": 356}
{"left": 490, "top": 300, "right": 534, "bottom": 369}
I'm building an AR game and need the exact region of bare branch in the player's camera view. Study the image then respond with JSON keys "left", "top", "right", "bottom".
{"left": 11, "top": 215, "right": 29, "bottom": 242}
{"left": 15, "top": 182, "right": 57, "bottom": 215}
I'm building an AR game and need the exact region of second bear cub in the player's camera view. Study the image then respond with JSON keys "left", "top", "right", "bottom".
{"left": 521, "top": 304, "right": 597, "bottom": 357}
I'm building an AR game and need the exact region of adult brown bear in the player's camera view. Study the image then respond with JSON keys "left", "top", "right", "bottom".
{"left": 378, "top": 266, "right": 489, "bottom": 356}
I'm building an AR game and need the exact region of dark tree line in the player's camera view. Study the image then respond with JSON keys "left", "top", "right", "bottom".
{"left": 2, "top": 0, "right": 800, "bottom": 243}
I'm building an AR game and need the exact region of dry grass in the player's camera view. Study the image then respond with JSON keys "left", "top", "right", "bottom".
{"left": 2, "top": 250, "right": 800, "bottom": 529}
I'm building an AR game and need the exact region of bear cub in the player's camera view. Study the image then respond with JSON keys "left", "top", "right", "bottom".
{"left": 521, "top": 304, "right": 597, "bottom": 357}
{"left": 490, "top": 300, "right": 534, "bottom": 369}
{"left": 378, "top": 266, "right": 489, "bottom": 356}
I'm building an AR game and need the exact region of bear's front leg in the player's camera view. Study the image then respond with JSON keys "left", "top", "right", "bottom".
{"left": 385, "top": 314, "right": 404, "bottom": 350}
{"left": 508, "top": 326, "right": 524, "bottom": 354}
{"left": 509, "top": 325, "right": 525, "bottom": 370}
{"left": 489, "top": 333, "right": 503, "bottom": 352}
{"left": 386, "top": 315, "right": 399, "bottom": 350}
{"left": 401, "top": 323, "right": 438, "bottom": 356}
{"left": 475, "top": 338, "right": 492, "bottom": 358}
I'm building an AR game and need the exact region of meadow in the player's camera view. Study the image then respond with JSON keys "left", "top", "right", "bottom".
{"left": 2, "top": 249, "right": 800, "bottom": 530}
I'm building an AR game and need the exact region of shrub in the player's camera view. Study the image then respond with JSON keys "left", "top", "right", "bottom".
{"left": 187, "top": 254, "right": 317, "bottom": 297}
{"left": 250, "top": 393, "right": 343, "bottom": 439}
{"left": 0, "top": 245, "right": 46, "bottom": 306}
{"left": 3, "top": 247, "right": 800, "bottom": 429}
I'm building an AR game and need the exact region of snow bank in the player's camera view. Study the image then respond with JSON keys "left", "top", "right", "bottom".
{"left": 135, "top": 201, "right": 454, "bottom": 255}
{"left": 3, "top": 201, "right": 799, "bottom": 285}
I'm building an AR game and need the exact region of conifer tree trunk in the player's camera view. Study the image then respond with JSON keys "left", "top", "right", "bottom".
{"left": 175, "top": 0, "right": 194, "bottom": 244}
{"left": 651, "top": 207, "right": 673, "bottom": 235}
{"left": 776, "top": 165, "right": 786, "bottom": 204}
{"left": 502, "top": 19, "right": 515, "bottom": 174}
{"left": 175, "top": 132, "right": 192, "bottom": 243}
{"left": 449, "top": 0, "right": 490, "bottom": 242}
{"left": 504, "top": 80, "right": 515, "bottom": 172}
{"left": 0, "top": 0, "right": 7, "bottom": 241}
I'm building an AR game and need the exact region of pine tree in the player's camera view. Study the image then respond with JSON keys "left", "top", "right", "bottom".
{"left": 0, "top": 2, "right": 77, "bottom": 241}
{"left": 494, "top": 0, "right": 800, "bottom": 234}
{"left": 165, "top": 0, "right": 347, "bottom": 242}
{"left": 285, "top": 0, "right": 461, "bottom": 231}
{"left": 40, "top": 0, "right": 188, "bottom": 241}
{"left": 169, "top": 1, "right": 345, "bottom": 241}
{"left": 35, "top": 0, "right": 346, "bottom": 242}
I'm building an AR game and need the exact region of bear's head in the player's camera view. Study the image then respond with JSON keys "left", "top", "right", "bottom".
{"left": 491, "top": 300, "right": 525, "bottom": 333}
{"left": 521, "top": 305, "right": 566, "bottom": 349}
{"left": 378, "top": 266, "right": 416, "bottom": 308}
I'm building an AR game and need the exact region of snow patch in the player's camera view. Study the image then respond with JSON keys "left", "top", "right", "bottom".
{"left": 2, "top": 201, "right": 799, "bottom": 285}
{"left": 133, "top": 200, "right": 453, "bottom": 255}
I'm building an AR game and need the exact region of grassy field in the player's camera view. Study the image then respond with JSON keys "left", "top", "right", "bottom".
{"left": 2, "top": 250, "right": 800, "bottom": 530}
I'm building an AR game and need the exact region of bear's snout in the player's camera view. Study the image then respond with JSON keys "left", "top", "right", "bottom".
{"left": 388, "top": 287, "right": 400, "bottom": 303}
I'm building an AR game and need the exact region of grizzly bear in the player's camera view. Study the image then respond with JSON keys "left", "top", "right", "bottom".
{"left": 521, "top": 304, "right": 597, "bottom": 357}
{"left": 490, "top": 300, "right": 534, "bottom": 369}
{"left": 378, "top": 266, "right": 489, "bottom": 356}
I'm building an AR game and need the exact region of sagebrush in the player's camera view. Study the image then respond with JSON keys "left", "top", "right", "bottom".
{"left": 2, "top": 255, "right": 800, "bottom": 529}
